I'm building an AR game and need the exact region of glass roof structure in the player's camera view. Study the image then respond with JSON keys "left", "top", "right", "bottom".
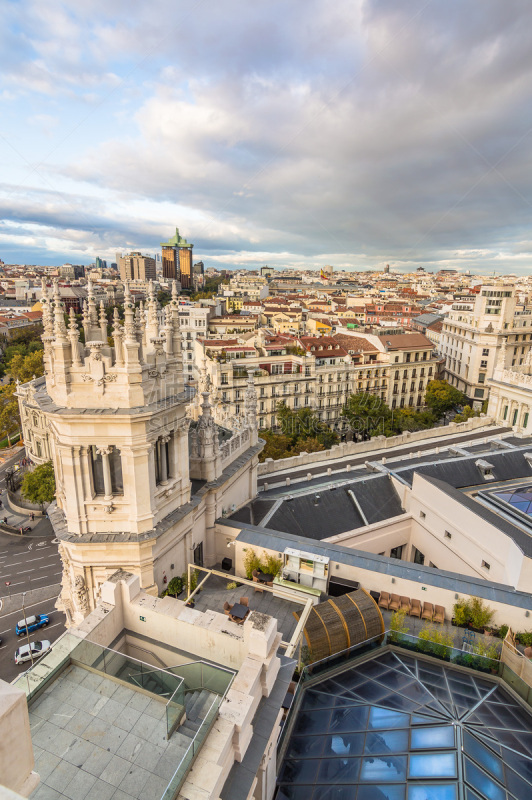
{"left": 491, "top": 486, "right": 532, "bottom": 518}
{"left": 277, "top": 651, "right": 532, "bottom": 800}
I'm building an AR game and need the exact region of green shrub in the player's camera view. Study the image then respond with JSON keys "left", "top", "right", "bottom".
{"left": 243, "top": 547, "right": 282, "bottom": 579}
{"left": 261, "top": 552, "right": 282, "bottom": 577}
{"left": 227, "top": 581, "right": 237, "bottom": 590}
{"left": 517, "top": 631, "right": 532, "bottom": 647}
{"left": 469, "top": 597, "right": 495, "bottom": 630}
{"left": 418, "top": 625, "right": 454, "bottom": 660}
{"left": 498, "top": 624, "right": 509, "bottom": 640}
{"left": 243, "top": 548, "right": 263, "bottom": 579}
{"left": 166, "top": 577, "right": 183, "bottom": 597}
{"left": 389, "top": 609, "right": 409, "bottom": 643}
{"left": 473, "top": 640, "right": 500, "bottom": 662}
{"left": 453, "top": 597, "right": 472, "bottom": 626}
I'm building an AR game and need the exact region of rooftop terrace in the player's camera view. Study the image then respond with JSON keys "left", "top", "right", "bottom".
{"left": 191, "top": 570, "right": 302, "bottom": 645}
{"left": 30, "top": 664, "right": 186, "bottom": 800}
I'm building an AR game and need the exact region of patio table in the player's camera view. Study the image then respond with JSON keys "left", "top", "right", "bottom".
{"left": 230, "top": 603, "right": 249, "bottom": 620}
{"left": 257, "top": 572, "right": 274, "bottom": 583}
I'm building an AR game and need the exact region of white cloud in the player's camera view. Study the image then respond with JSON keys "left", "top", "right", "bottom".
{"left": 2, "top": 0, "right": 532, "bottom": 272}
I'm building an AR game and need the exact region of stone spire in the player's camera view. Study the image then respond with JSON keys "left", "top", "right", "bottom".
{"left": 123, "top": 282, "right": 136, "bottom": 344}
{"left": 146, "top": 280, "right": 159, "bottom": 344}
{"left": 163, "top": 305, "right": 173, "bottom": 355}
{"left": 99, "top": 301, "right": 107, "bottom": 342}
{"left": 87, "top": 278, "right": 98, "bottom": 327}
{"left": 68, "top": 308, "right": 82, "bottom": 366}
{"left": 41, "top": 278, "right": 53, "bottom": 337}
{"left": 112, "top": 308, "right": 124, "bottom": 367}
{"left": 169, "top": 280, "right": 182, "bottom": 363}
{"left": 52, "top": 280, "right": 68, "bottom": 341}
{"left": 82, "top": 300, "right": 90, "bottom": 345}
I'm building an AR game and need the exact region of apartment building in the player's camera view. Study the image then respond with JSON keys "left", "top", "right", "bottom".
{"left": 219, "top": 274, "right": 269, "bottom": 310}
{"left": 118, "top": 251, "right": 156, "bottom": 281}
{"left": 441, "top": 284, "right": 532, "bottom": 408}
{"left": 197, "top": 330, "right": 438, "bottom": 429}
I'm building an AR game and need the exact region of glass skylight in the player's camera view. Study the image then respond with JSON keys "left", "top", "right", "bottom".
{"left": 492, "top": 487, "right": 532, "bottom": 517}
{"left": 277, "top": 652, "right": 532, "bottom": 799}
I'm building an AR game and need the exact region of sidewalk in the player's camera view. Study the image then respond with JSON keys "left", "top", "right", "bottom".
{"left": 0, "top": 488, "right": 53, "bottom": 538}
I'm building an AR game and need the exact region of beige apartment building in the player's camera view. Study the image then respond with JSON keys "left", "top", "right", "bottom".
{"left": 118, "top": 251, "right": 156, "bottom": 281}
{"left": 197, "top": 330, "right": 438, "bottom": 430}
{"left": 441, "top": 284, "right": 532, "bottom": 408}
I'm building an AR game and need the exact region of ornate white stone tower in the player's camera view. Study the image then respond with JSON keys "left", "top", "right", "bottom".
{"left": 18, "top": 280, "right": 262, "bottom": 624}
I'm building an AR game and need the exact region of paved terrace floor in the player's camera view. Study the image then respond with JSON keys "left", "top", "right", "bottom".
{"left": 29, "top": 664, "right": 184, "bottom": 800}
{"left": 192, "top": 573, "right": 301, "bottom": 643}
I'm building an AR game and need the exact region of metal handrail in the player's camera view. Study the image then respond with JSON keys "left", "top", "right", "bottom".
{"left": 125, "top": 643, "right": 168, "bottom": 668}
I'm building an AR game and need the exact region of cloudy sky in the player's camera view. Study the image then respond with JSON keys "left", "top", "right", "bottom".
{"left": 2, "top": 0, "right": 532, "bottom": 274}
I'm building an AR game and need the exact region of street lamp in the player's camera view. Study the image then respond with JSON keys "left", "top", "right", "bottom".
{"left": 21, "top": 591, "right": 33, "bottom": 667}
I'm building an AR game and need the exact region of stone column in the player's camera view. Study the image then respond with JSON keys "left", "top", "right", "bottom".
{"left": 159, "top": 436, "right": 170, "bottom": 485}
{"left": 97, "top": 446, "right": 113, "bottom": 500}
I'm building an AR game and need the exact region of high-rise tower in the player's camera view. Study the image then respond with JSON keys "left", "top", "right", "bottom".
{"left": 160, "top": 227, "right": 194, "bottom": 289}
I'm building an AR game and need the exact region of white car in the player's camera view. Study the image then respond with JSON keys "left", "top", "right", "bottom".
{"left": 14, "top": 640, "right": 51, "bottom": 665}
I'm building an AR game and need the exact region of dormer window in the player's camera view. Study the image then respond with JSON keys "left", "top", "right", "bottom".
{"left": 476, "top": 459, "right": 494, "bottom": 480}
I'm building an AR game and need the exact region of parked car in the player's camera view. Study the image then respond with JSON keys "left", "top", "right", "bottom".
{"left": 15, "top": 613, "right": 50, "bottom": 636}
{"left": 14, "top": 640, "right": 51, "bottom": 665}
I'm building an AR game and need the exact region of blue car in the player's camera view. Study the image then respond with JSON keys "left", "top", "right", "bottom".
{"left": 15, "top": 614, "right": 50, "bottom": 637}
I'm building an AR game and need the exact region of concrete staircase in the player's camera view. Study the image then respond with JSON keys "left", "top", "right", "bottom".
{"left": 167, "top": 688, "right": 219, "bottom": 759}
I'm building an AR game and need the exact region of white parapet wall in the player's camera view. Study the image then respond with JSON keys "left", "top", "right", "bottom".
{"left": 258, "top": 416, "right": 497, "bottom": 476}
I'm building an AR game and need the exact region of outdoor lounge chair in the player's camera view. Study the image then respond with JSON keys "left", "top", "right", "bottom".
{"left": 433, "top": 605, "right": 445, "bottom": 624}
{"left": 240, "top": 597, "right": 249, "bottom": 607}
{"left": 422, "top": 602, "right": 434, "bottom": 622}
{"left": 410, "top": 599, "right": 422, "bottom": 618}
{"left": 388, "top": 594, "right": 401, "bottom": 612}
{"left": 252, "top": 570, "right": 260, "bottom": 582}
{"left": 378, "top": 591, "right": 391, "bottom": 610}
{"left": 399, "top": 597, "right": 411, "bottom": 613}
{"left": 223, "top": 601, "right": 233, "bottom": 616}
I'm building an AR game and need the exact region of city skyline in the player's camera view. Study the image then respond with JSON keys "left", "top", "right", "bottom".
{"left": 2, "top": 2, "right": 532, "bottom": 274}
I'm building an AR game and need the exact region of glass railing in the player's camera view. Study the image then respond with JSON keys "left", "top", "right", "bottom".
{"left": 499, "top": 662, "right": 532, "bottom": 706}
{"left": 161, "top": 690, "right": 224, "bottom": 799}
{"left": 166, "top": 660, "right": 234, "bottom": 696}
{"left": 70, "top": 638, "right": 184, "bottom": 699}
{"left": 12, "top": 632, "right": 187, "bottom": 737}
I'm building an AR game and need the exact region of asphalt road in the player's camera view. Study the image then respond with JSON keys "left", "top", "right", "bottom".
{"left": 0, "top": 446, "right": 67, "bottom": 682}
{"left": 0, "top": 537, "right": 62, "bottom": 592}
{"left": 0, "top": 595, "right": 66, "bottom": 683}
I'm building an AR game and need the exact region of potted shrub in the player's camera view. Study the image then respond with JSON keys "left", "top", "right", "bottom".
{"left": 469, "top": 597, "right": 495, "bottom": 634}
{"left": 417, "top": 625, "right": 454, "bottom": 661}
{"left": 516, "top": 631, "right": 532, "bottom": 647}
{"left": 243, "top": 547, "right": 262, "bottom": 580}
{"left": 166, "top": 576, "right": 183, "bottom": 598}
{"left": 452, "top": 597, "right": 471, "bottom": 628}
{"left": 473, "top": 640, "right": 501, "bottom": 674}
{"left": 389, "top": 609, "right": 409, "bottom": 644}
{"left": 497, "top": 624, "right": 509, "bottom": 640}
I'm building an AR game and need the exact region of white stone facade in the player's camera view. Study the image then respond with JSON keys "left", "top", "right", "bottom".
{"left": 441, "top": 284, "right": 532, "bottom": 407}
{"left": 17, "top": 279, "right": 262, "bottom": 626}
